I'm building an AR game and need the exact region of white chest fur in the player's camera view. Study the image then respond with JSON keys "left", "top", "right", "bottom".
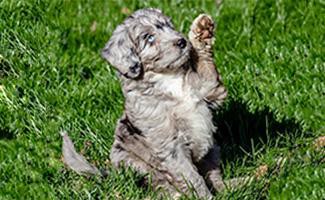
{"left": 151, "top": 73, "right": 215, "bottom": 161}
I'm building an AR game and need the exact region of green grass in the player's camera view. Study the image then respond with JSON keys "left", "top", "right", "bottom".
{"left": 0, "top": 0, "right": 324, "bottom": 199}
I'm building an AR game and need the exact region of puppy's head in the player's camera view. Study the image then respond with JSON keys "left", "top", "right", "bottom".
{"left": 102, "top": 8, "right": 191, "bottom": 79}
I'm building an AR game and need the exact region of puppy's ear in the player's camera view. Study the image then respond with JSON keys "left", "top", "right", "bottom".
{"left": 101, "top": 24, "right": 142, "bottom": 79}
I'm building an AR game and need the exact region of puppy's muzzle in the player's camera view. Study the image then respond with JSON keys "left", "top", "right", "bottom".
{"left": 175, "top": 38, "right": 187, "bottom": 49}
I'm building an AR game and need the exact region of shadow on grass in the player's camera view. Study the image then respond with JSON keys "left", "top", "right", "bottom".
{"left": 0, "top": 58, "right": 12, "bottom": 79}
{"left": 0, "top": 127, "right": 15, "bottom": 140}
{"left": 213, "top": 100, "right": 303, "bottom": 163}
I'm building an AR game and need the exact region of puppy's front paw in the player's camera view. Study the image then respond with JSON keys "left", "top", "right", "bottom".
{"left": 189, "top": 14, "right": 214, "bottom": 47}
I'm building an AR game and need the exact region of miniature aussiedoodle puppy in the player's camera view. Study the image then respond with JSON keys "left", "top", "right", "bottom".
{"left": 61, "top": 8, "right": 254, "bottom": 199}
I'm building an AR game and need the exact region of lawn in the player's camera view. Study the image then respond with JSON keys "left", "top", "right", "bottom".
{"left": 0, "top": 0, "right": 324, "bottom": 199}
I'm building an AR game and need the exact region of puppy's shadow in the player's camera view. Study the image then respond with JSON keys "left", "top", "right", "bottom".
{"left": 0, "top": 127, "right": 15, "bottom": 140}
{"left": 213, "top": 100, "right": 303, "bottom": 163}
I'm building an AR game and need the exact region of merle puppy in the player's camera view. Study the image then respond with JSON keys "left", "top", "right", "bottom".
{"left": 62, "top": 8, "right": 240, "bottom": 199}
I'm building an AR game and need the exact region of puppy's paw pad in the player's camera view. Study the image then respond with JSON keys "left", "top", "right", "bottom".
{"left": 191, "top": 14, "right": 214, "bottom": 40}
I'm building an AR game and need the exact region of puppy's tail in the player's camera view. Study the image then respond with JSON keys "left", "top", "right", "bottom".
{"left": 60, "top": 131, "right": 108, "bottom": 177}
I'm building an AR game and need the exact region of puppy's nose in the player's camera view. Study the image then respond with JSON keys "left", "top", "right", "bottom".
{"left": 176, "top": 38, "right": 187, "bottom": 49}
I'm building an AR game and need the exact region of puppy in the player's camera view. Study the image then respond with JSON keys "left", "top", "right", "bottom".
{"left": 63, "top": 8, "right": 231, "bottom": 199}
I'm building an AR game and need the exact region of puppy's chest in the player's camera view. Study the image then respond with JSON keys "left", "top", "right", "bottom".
{"left": 153, "top": 74, "right": 215, "bottom": 160}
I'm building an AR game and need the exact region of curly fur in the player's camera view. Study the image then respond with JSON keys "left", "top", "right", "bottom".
{"left": 103, "top": 9, "right": 228, "bottom": 198}
{"left": 62, "top": 8, "right": 234, "bottom": 199}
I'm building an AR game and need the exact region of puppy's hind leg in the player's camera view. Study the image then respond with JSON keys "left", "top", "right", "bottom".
{"left": 196, "top": 145, "right": 267, "bottom": 193}
{"left": 111, "top": 117, "right": 183, "bottom": 198}
{"left": 196, "top": 145, "right": 225, "bottom": 192}
{"left": 112, "top": 117, "right": 213, "bottom": 199}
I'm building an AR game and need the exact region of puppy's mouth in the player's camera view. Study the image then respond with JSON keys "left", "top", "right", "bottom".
{"left": 142, "top": 39, "right": 191, "bottom": 74}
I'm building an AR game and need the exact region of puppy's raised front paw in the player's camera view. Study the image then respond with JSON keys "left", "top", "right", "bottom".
{"left": 189, "top": 14, "right": 215, "bottom": 46}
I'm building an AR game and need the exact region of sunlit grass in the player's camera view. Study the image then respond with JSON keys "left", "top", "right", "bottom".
{"left": 0, "top": 0, "right": 324, "bottom": 199}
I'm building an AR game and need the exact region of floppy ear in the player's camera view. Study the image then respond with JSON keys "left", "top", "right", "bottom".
{"left": 101, "top": 24, "right": 143, "bottom": 79}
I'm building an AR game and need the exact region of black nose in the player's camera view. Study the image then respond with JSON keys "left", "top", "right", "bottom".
{"left": 176, "top": 38, "right": 187, "bottom": 49}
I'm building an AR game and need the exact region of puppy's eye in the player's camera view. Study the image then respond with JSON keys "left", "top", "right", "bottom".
{"left": 147, "top": 35, "right": 155, "bottom": 43}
